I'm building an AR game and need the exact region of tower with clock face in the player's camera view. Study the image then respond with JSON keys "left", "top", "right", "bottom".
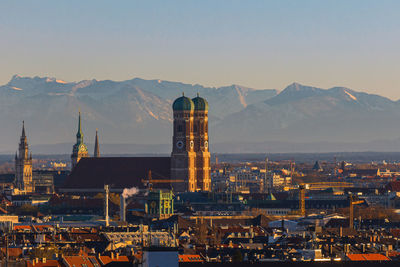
{"left": 171, "top": 94, "right": 197, "bottom": 192}
{"left": 192, "top": 94, "right": 211, "bottom": 191}
{"left": 15, "top": 121, "right": 34, "bottom": 193}
{"left": 71, "top": 111, "right": 89, "bottom": 170}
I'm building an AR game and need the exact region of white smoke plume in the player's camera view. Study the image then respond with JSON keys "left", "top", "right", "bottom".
{"left": 122, "top": 187, "right": 139, "bottom": 198}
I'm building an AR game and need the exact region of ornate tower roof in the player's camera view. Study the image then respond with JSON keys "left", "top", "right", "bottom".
{"left": 71, "top": 111, "right": 89, "bottom": 170}
{"left": 172, "top": 93, "right": 195, "bottom": 111}
{"left": 18, "top": 121, "right": 29, "bottom": 159}
{"left": 94, "top": 129, "right": 100, "bottom": 157}
{"left": 20, "top": 121, "right": 28, "bottom": 145}
{"left": 313, "top": 161, "right": 323, "bottom": 172}
{"left": 15, "top": 120, "right": 33, "bottom": 193}
{"left": 21, "top": 120, "right": 26, "bottom": 138}
{"left": 72, "top": 111, "right": 88, "bottom": 154}
{"left": 76, "top": 111, "right": 84, "bottom": 144}
{"left": 192, "top": 93, "right": 209, "bottom": 111}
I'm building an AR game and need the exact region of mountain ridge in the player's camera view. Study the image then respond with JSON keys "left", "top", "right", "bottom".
{"left": 1, "top": 75, "right": 399, "bottom": 153}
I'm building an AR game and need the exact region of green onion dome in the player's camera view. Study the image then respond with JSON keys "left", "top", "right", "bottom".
{"left": 172, "top": 94, "right": 195, "bottom": 111}
{"left": 192, "top": 94, "right": 209, "bottom": 111}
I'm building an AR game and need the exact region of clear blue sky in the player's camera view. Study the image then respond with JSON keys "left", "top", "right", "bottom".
{"left": 1, "top": 0, "right": 400, "bottom": 99}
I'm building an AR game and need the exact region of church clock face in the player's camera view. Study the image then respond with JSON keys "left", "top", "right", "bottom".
{"left": 190, "top": 140, "right": 194, "bottom": 149}
{"left": 204, "top": 141, "right": 208, "bottom": 149}
{"left": 79, "top": 144, "right": 87, "bottom": 152}
{"left": 176, "top": 140, "right": 184, "bottom": 149}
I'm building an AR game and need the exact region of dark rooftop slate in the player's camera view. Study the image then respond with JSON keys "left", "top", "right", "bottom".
{"left": 63, "top": 157, "right": 171, "bottom": 189}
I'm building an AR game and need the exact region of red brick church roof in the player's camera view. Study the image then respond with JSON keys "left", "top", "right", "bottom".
{"left": 63, "top": 157, "right": 171, "bottom": 189}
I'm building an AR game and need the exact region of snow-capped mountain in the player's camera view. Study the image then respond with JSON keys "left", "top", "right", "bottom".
{"left": 0, "top": 75, "right": 276, "bottom": 152}
{"left": 1, "top": 75, "right": 400, "bottom": 153}
{"left": 215, "top": 83, "right": 400, "bottom": 147}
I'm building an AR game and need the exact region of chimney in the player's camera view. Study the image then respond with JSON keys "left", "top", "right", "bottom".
{"left": 120, "top": 194, "right": 126, "bottom": 222}
{"left": 104, "top": 185, "right": 109, "bottom": 227}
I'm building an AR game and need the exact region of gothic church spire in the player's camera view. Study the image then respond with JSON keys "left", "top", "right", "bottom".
{"left": 15, "top": 120, "right": 33, "bottom": 193}
{"left": 22, "top": 120, "right": 26, "bottom": 138}
{"left": 94, "top": 129, "right": 100, "bottom": 157}
{"left": 76, "top": 111, "right": 83, "bottom": 144}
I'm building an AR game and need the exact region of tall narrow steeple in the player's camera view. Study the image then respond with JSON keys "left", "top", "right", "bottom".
{"left": 15, "top": 121, "right": 33, "bottom": 193}
{"left": 76, "top": 111, "right": 83, "bottom": 144}
{"left": 22, "top": 120, "right": 26, "bottom": 138}
{"left": 71, "top": 111, "right": 89, "bottom": 169}
{"left": 19, "top": 121, "right": 28, "bottom": 159}
{"left": 94, "top": 129, "right": 100, "bottom": 157}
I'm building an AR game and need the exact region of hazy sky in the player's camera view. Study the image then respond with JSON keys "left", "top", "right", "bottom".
{"left": 1, "top": 0, "right": 400, "bottom": 99}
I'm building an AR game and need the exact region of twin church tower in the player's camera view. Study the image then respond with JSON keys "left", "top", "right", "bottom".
{"left": 70, "top": 93, "right": 210, "bottom": 192}
{"left": 171, "top": 94, "right": 211, "bottom": 192}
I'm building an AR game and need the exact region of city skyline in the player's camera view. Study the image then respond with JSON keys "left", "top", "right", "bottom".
{"left": 1, "top": 1, "right": 400, "bottom": 99}
{"left": 2, "top": 2, "right": 400, "bottom": 266}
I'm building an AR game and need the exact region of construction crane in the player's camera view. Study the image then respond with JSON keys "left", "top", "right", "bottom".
{"left": 306, "top": 182, "right": 353, "bottom": 189}
{"left": 298, "top": 183, "right": 337, "bottom": 216}
{"left": 349, "top": 194, "right": 364, "bottom": 229}
{"left": 297, "top": 182, "right": 353, "bottom": 216}
{"left": 141, "top": 170, "right": 184, "bottom": 191}
{"left": 298, "top": 182, "right": 356, "bottom": 220}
